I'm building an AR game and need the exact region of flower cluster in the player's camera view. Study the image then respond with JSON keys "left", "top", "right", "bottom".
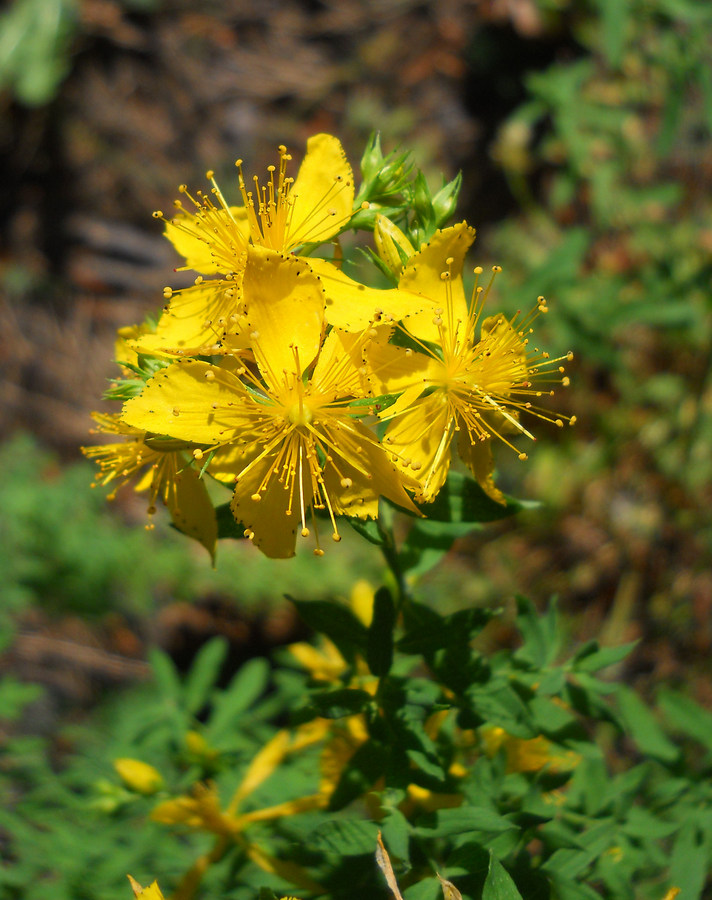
{"left": 84, "top": 134, "right": 573, "bottom": 559}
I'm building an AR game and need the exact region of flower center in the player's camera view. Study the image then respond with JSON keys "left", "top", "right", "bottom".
{"left": 287, "top": 402, "right": 313, "bottom": 427}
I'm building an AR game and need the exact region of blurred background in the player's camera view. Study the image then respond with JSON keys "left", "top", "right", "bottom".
{"left": 1, "top": 0, "right": 711, "bottom": 793}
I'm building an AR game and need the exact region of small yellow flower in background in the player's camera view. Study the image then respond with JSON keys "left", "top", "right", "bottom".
{"left": 82, "top": 412, "right": 217, "bottom": 558}
{"left": 121, "top": 249, "right": 420, "bottom": 558}
{"left": 350, "top": 578, "right": 375, "bottom": 627}
{"left": 127, "top": 876, "right": 165, "bottom": 900}
{"left": 114, "top": 758, "right": 164, "bottom": 795}
{"left": 135, "top": 134, "right": 356, "bottom": 357}
{"left": 288, "top": 638, "right": 349, "bottom": 683}
{"left": 149, "top": 729, "right": 326, "bottom": 894}
{"left": 481, "top": 726, "right": 580, "bottom": 774}
{"left": 185, "top": 730, "right": 221, "bottom": 767}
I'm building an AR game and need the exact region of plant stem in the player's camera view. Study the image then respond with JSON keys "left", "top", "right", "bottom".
{"left": 376, "top": 501, "right": 408, "bottom": 615}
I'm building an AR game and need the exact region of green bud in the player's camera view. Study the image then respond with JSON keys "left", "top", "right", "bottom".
{"left": 359, "top": 132, "right": 385, "bottom": 183}
{"left": 431, "top": 173, "right": 462, "bottom": 228}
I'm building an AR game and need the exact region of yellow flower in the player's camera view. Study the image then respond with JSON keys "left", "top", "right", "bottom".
{"left": 150, "top": 729, "right": 327, "bottom": 894}
{"left": 288, "top": 638, "right": 349, "bottom": 683}
{"left": 136, "top": 134, "right": 355, "bottom": 357}
{"left": 366, "top": 223, "right": 574, "bottom": 503}
{"left": 481, "top": 726, "right": 580, "bottom": 774}
{"left": 121, "top": 248, "right": 419, "bottom": 558}
{"left": 114, "top": 758, "right": 164, "bottom": 795}
{"left": 127, "top": 876, "right": 165, "bottom": 900}
{"left": 82, "top": 412, "right": 217, "bottom": 558}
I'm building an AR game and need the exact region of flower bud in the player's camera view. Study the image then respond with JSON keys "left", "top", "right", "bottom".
{"left": 114, "top": 758, "right": 164, "bottom": 795}
{"left": 374, "top": 214, "right": 415, "bottom": 275}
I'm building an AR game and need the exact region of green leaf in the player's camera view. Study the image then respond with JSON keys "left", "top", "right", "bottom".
{"left": 400, "top": 518, "right": 481, "bottom": 578}
{"left": 399, "top": 601, "right": 494, "bottom": 656}
{"left": 514, "top": 596, "right": 560, "bottom": 668}
{"left": 482, "top": 854, "right": 523, "bottom": 900}
{"left": 403, "top": 879, "right": 441, "bottom": 900}
{"left": 616, "top": 685, "right": 680, "bottom": 764}
{"left": 466, "top": 680, "right": 535, "bottom": 738}
{"left": 381, "top": 807, "right": 412, "bottom": 865}
{"left": 529, "top": 695, "right": 577, "bottom": 735}
{"left": 290, "top": 598, "right": 368, "bottom": 663}
{"left": 207, "top": 657, "right": 270, "bottom": 741}
{"left": 329, "top": 739, "right": 387, "bottom": 810}
{"left": 367, "top": 587, "right": 395, "bottom": 677}
{"left": 669, "top": 820, "right": 710, "bottom": 900}
{"left": 298, "top": 688, "right": 373, "bottom": 721}
{"left": 418, "top": 472, "right": 536, "bottom": 524}
{"left": 215, "top": 502, "right": 247, "bottom": 540}
{"left": 599, "top": 0, "right": 630, "bottom": 68}
{"left": 571, "top": 640, "right": 638, "bottom": 673}
{"left": 0, "top": 677, "right": 43, "bottom": 721}
{"left": 347, "top": 517, "right": 384, "bottom": 546}
{"left": 621, "top": 807, "right": 681, "bottom": 840}
{"left": 184, "top": 637, "right": 228, "bottom": 715}
{"left": 308, "top": 818, "right": 380, "bottom": 856}
{"left": 148, "top": 647, "right": 181, "bottom": 703}
{"left": 658, "top": 688, "right": 712, "bottom": 751}
{"left": 414, "top": 806, "right": 517, "bottom": 839}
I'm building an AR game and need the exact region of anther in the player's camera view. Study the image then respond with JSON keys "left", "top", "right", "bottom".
{"left": 193, "top": 449, "right": 204, "bottom": 460}
{"left": 340, "top": 477, "right": 353, "bottom": 488}
{"left": 301, "top": 527, "right": 310, "bottom": 537}
{"left": 251, "top": 493, "right": 262, "bottom": 502}
{"left": 172, "top": 408, "right": 180, "bottom": 416}
{"left": 313, "top": 548, "right": 325, "bottom": 557}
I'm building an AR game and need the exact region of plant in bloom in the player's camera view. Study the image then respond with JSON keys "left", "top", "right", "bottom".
{"left": 135, "top": 133, "right": 357, "bottom": 358}
{"left": 84, "top": 132, "right": 572, "bottom": 559}
{"left": 120, "top": 247, "right": 419, "bottom": 558}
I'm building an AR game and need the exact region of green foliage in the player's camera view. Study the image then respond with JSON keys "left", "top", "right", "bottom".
{"left": 487, "top": 0, "right": 712, "bottom": 496}
{"left": 4, "top": 593, "right": 709, "bottom": 899}
{"left": 0, "top": 0, "right": 78, "bottom": 106}
{"left": 0, "top": 433, "right": 382, "bottom": 629}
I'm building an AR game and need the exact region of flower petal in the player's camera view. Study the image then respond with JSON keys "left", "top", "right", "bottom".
{"left": 121, "top": 360, "right": 255, "bottom": 445}
{"left": 311, "top": 328, "right": 369, "bottom": 399}
{"left": 399, "top": 222, "right": 475, "bottom": 344}
{"left": 366, "top": 340, "right": 442, "bottom": 398}
{"left": 322, "top": 421, "right": 422, "bottom": 518}
{"left": 308, "top": 257, "right": 428, "bottom": 331}
{"left": 243, "top": 246, "right": 325, "bottom": 390}
{"left": 168, "top": 458, "right": 218, "bottom": 560}
{"left": 230, "top": 448, "right": 301, "bottom": 558}
{"left": 456, "top": 430, "right": 505, "bottom": 505}
{"left": 382, "top": 394, "right": 454, "bottom": 503}
{"left": 133, "top": 279, "right": 245, "bottom": 357}
{"left": 288, "top": 134, "right": 354, "bottom": 247}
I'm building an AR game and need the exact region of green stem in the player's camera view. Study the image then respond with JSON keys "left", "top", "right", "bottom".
{"left": 376, "top": 501, "right": 408, "bottom": 616}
